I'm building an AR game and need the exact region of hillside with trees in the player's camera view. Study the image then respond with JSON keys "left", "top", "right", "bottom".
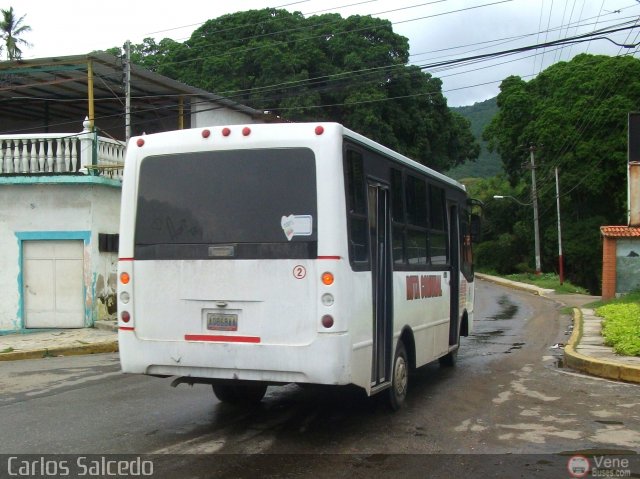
{"left": 447, "top": 97, "right": 502, "bottom": 179}
{"left": 107, "top": 9, "right": 478, "bottom": 173}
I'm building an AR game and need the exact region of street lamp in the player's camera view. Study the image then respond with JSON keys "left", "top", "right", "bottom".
{"left": 493, "top": 195, "right": 542, "bottom": 274}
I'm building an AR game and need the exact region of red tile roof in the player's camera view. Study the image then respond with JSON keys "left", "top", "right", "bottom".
{"left": 600, "top": 226, "right": 640, "bottom": 237}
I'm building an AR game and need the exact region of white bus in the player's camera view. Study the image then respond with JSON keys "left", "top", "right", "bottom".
{"left": 118, "top": 122, "right": 477, "bottom": 410}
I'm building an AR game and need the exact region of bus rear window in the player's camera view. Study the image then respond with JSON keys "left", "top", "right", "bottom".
{"left": 134, "top": 148, "right": 317, "bottom": 260}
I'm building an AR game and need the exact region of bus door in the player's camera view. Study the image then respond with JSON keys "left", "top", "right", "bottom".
{"left": 368, "top": 182, "right": 393, "bottom": 387}
{"left": 448, "top": 203, "right": 460, "bottom": 346}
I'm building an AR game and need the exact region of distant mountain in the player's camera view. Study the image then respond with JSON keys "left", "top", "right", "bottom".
{"left": 447, "top": 97, "right": 502, "bottom": 180}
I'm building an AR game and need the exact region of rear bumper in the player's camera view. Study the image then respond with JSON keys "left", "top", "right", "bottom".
{"left": 118, "top": 330, "right": 352, "bottom": 386}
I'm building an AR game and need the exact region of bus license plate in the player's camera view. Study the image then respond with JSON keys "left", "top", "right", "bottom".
{"left": 207, "top": 313, "right": 238, "bottom": 331}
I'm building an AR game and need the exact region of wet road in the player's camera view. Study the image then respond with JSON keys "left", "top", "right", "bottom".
{"left": 1, "top": 279, "right": 638, "bottom": 477}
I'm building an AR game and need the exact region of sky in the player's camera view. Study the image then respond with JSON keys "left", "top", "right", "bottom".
{"left": 13, "top": 0, "right": 640, "bottom": 107}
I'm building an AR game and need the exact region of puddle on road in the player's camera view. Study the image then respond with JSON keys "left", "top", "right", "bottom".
{"left": 473, "top": 330, "right": 506, "bottom": 340}
{"left": 487, "top": 295, "right": 519, "bottom": 321}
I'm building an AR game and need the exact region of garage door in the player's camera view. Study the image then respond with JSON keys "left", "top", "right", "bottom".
{"left": 23, "top": 240, "right": 85, "bottom": 328}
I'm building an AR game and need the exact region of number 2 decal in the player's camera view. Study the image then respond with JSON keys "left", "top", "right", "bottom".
{"left": 293, "top": 265, "right": 306, "bottom": 279}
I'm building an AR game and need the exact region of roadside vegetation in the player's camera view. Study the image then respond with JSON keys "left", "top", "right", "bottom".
{"left": 592, "top": 292, "right": 640, "bottom": 357}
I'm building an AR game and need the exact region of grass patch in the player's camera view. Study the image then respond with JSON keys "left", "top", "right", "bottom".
{"left": 0, "top": 347, "right": 14, "bottom": 353}
{"left": 595, "top": 291, "right": 640, "bottom": 357}
{"left": 501, "top": 272, "right": 589, "bottom": 294}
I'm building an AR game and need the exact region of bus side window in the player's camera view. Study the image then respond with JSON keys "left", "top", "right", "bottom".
{"left": 460, "top": 212, "right": 474, "bottom": 281}
{"left": 391, "top": 168, "right": 405, "bottom": 265}
{"left": 405, "top": 175, "right": 428, "bottom": 265}
{"left": 345, "top": 149, "right": 369, "bottom": 265}
{"left": 429, "top": 185, "right": 448, "bottom": 266}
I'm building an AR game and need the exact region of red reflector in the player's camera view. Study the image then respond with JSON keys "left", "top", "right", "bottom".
{"left": 136, "top": 138, "right": 145, "bottom": 147}
{"left": 202, "top": 129, "right": 211, "bottom": 138}
{"left": 242, "top": 127, "right": 251, "bottom": 136}
{"left": 321, "top": 315, "right": 334, "bottom": 328}
{"left": 121, "top": 311, "right": 131, "bottom": 323}
{"left": 222, "top": 127, "right": 231, "bottom": 137}
{"left": 315, "top": 125, "right": 324, "bottom": 135}
{"left": 184, "top": 334, "right": 260, "bottom": 343}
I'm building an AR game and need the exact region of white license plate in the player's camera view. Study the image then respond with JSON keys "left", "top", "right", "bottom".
{"left": 207, "top": 313, "right": 238, "bottom": 331}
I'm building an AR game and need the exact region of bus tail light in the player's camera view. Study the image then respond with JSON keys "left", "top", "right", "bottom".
{"left": 321, "top": 315, "right": 334, "bottom": 328}
{"left": 121, "top": 311, "right": 131, "bottom": 323}
{"left": 321, "top": 293, "right": 334, "bottom": 306}
{"left": 321, "top": 272, "right": 334, "bottom": 285}
{"left": 120, "top": 272, "right": 130, "bottom": 285}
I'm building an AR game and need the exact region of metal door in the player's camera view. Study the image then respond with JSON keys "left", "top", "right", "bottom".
{"left": 448, "top": 204, "right": 460, "bottom": 345}
{"left": 368, "top": 182, "right": 393, "bottom": 387}
{"left": 23, "top": 240, "right": 85, "bottom": 328}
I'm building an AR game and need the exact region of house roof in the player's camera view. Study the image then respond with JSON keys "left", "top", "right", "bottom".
{"left": 601, "top": 226, "right": 640, "bottom": 238}
{"left": 0, "top": 53, "right": 263, "bottom": 138}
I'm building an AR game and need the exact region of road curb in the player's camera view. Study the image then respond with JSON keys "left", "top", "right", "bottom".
{"left": 0, "top": 341, "right": 118, "bottom": 362}
{"left": 475, "top": 273, "right": 554, "bottom": 296}
{"left": 564, "top": 308, "right": 640, "bottom": 384}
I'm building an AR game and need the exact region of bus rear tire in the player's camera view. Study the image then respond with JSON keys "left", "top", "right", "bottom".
{"left": 386, "top": 340, "right": 408, "bottom": 411}
{"left": 212, "top": 383, "right": 267, "bottom": 405}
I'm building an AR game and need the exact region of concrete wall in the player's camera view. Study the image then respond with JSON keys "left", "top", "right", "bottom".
{"left": 0, "top": 178, "right": 121, "bottom": 332}
{"left": 191, "top": 100, "right": 258, "bottom": 128}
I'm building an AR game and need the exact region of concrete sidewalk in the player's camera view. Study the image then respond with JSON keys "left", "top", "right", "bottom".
{"left": 1, "top": 276, "right": 639, "bottom": 384}
{"left": 0, "top": 320, "right": 118, "bottom": 361}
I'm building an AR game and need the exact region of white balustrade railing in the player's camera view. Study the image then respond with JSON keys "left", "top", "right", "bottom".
{"left": 0, "top": 135, "right": 81, "bottom": 174}
{"left": 0, "top": 129, "right": 126, "bottom": 179}
{"left": 94, "top": 136, "right": 126, "bottom": 179}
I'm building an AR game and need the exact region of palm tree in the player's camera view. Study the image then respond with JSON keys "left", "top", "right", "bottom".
{"left": 0, "top": 7, "right": 31, "bottom": 60}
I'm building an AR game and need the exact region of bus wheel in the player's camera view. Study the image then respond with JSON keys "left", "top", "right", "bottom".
{"left": 212, "top": 383, "right": 267, "bottom": 405}
{"left": 386, "top": 341, "right": 408, "bottom": 411}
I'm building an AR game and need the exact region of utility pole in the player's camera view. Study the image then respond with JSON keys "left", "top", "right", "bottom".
{"left": 555, "top": 167, "right": 564, "bottom": 284}
{"left": 529, "top": 144, "right": 542, "bottom": 274}
{"left": 124, "top": 40, "right": 132, "bottom": 143}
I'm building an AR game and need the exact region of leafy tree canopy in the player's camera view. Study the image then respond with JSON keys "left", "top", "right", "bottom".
{"left": 108, "top": 9, "right": 478, "bottom": 172}
{"left": 482, "top": 54, "right": 640, "bottom": 292}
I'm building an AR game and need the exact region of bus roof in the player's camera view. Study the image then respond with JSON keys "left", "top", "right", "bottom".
{"left": 338, "top": 124, "right": 466, "bottom": 193}
{"left": 128, "top": 122, "right": 466, "bottom": 193}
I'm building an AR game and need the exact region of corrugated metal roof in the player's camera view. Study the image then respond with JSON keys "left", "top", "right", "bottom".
{"left": 0, "top": 53, "right": 263, "bottom": 138}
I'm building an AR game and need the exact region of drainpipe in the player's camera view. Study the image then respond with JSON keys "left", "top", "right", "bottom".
{"left": 629, "top": 113, "right": 640, "bottom": 227}
{"left": 630, "top": 161, "right": 640, "bottom": 227}
{"left": 87, "top": 58, "right": 95, "bottom": 130}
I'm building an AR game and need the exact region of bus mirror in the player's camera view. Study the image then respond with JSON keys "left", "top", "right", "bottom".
{"left": 470, "top": 214, "right": 482, "bottom": 243}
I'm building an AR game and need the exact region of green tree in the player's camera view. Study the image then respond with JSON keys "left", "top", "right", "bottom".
{"left": 119, "top": 9, "right": 478, "bottom": 172}
{"left": 0, "top": 7, "right": 31, "bottom": 60}
{"left": 483, "top": 54, "right": 640, "bottom": 292}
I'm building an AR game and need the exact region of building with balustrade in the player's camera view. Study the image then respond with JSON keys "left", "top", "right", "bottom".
{"left": 0, "top": 53, "right": 266, "bottom": 332}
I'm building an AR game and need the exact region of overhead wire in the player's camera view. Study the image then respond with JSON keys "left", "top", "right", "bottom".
{"left": 2, "top": 2, "right": 639, "bottom": 143}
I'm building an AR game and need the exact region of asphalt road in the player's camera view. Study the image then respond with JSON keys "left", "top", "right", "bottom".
{"left": 1, "top": 279, "right": 638, "bottom": 477}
